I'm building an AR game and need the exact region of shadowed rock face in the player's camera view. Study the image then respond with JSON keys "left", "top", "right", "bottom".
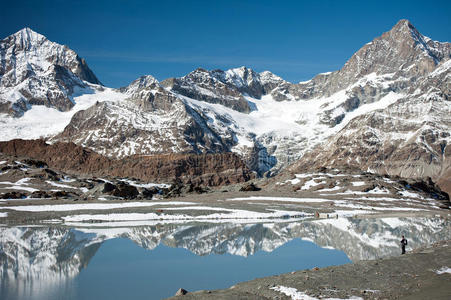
{"left": 0, "top": 139, "right": 254, "bottom": 186}
{"left": 0, "top": 28, "right": 101, "bottom": 116}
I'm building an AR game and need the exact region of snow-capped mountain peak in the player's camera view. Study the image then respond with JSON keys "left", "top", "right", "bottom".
{"left": 0, "top": 20, "right": 450, "bottom": 192}
{"left": 121, "top": 75, "right": 160, "bottom": 95}
{"left": 10, "top": 27, "right": 48, "bottom": 49}
{"left": 0, "top": 27, "right": 102, "bottom": 116}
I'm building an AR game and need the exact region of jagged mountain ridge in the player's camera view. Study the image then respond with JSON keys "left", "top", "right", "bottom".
{"left": 0, "top": 27, "right": 101, "bottom": 116}
{"left": 0, "top": 20, "right": 450, "bottom": 186}
{"left": 291, "top": 25, "right": 451, "bottom": 193}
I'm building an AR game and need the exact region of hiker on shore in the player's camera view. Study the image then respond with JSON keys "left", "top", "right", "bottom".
{"left": 401, "top": 235, "right": 408, "bottom": 254}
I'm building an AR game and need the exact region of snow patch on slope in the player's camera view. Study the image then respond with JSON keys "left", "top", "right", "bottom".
{"left": 0, "top": 87, "right": 125, "bottom": 140}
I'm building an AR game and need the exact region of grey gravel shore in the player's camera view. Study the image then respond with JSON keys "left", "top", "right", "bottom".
{"left": 167, "top": 240, "right": 451, "bottom": 300}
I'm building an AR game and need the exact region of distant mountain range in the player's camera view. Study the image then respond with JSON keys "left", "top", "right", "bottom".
{"left": 0, "top": 20, "right": 450, "bottom": 192}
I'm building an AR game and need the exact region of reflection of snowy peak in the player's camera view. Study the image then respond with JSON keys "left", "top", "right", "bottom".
{"left": 154, "top": 218, "right": 450, "bottom": 260}
{"left": 0, "top": 227, "right": 101, "bottom": 280}
{"left": 295, "top": 217, "right": 451, "bottom": 261}
{"left": 0, "top": 28, "right": 101, "bottom": 116}
{"left": 1, "top": 217, "right": 449, "bottom": 283}
{"left": 1, "top": 20, "right": 450, "bottom": 187}
{"left": 162, "top": 223, "right": 291, "bottom": 256}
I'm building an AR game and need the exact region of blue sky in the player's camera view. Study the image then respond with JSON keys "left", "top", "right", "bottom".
{"left": 1, "top": 0, "right": 450, "bottom": 87}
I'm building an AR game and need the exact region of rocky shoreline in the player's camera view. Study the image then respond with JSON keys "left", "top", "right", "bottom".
{"left": 167, "top": 240, "right": 451, "bottom": 300}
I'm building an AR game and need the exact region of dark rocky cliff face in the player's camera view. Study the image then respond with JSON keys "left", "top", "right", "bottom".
{"left": 0, "top": 139, "right": 254, "bottom": 186}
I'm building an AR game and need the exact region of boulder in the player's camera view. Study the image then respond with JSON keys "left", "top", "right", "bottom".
{"left": 51, "top": 191, "right": 71, "bottom": 198}
{"left": 43, "top": 168, "right": 60, "bottom": 181}
{"left": 175, "top": 288, "right": 188, "bottom": 296}
{"left": 111, "top": 182, "right": 139, "bottom": 199}
{"left": 23, "top": 158, "right": 48, "bottom": 168}
{"left": 1, "top": 191, "right": 27, "bottom": 199}
{"left": 239, "top": 182, "right": 261, "bottom": 192}
{"left": 102, "top": 182, "right": 116, "bottom": 193}
{"left": 142, "top": 186, "right": 160, "bottom": 199}
{"left": 30, "top": 191, "right": 51, "bottom": 198}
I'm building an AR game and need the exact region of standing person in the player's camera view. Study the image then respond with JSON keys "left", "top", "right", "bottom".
{"left": 401, "top": 235, "right": 408, "bottom": 254}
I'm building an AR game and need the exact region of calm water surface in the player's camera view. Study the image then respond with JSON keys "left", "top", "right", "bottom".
{"left": 1, "top": 217, "right": 450, "bottom": 300}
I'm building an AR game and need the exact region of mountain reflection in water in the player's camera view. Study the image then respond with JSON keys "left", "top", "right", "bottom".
{"left": 0, "top": 217, "right": 450, "bottom": 300}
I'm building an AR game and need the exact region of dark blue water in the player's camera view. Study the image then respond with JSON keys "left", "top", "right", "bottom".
{"left": 0, "top": 232, "right": 349, "bottom": 300}
{"left": 3, "top": 217, "right": 449, "bottom": 300}
{"left": 74, "top": 238, "right": 349, "bottom": 300}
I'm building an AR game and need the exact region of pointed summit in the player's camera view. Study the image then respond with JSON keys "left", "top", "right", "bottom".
{"left": 384, "top": 19, "right": 428, "bottom": 45}
{"left": 0, "top": 27, "right": 102, "bottom": 116}
{"left": 3, "top": 27, "right": 47, "bottom": 50}
{"left": 13, "top": 27, "right": 46, "bottom": 40}
{"left": 391, "top": 19, "right": 414, "bottom": 31}
{"left": 1, "top": 27, "right": 101, "bottom": 85}
{"left": 336, "top": 19, "right": 450, "bottom": 79}
{"left": 122, "top": 75, "right": 159, "bottom": 95}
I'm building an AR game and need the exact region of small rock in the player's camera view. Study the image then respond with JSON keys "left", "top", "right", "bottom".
{"left": 175, "top": 288, "right": 188, "bottom": 296}
{"left": 102, "top": 182, "right": 116, "bottom": 193}
{"left": 239, "top": 182, "right": 261, "bottom": 192}
{"left": 111, "top": 182, "right": 139, "bottom": 199}
{"left": 1, "top": 191, "right": 28, "bottom": 199}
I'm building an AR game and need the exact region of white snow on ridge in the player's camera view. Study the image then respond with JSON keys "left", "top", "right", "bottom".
{"left": 0, "top": 87, "right": 126, "bottom": 141}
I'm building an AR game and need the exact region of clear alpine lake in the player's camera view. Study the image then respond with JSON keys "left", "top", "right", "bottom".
{"left": 1, "top": 216, "right": 450, "bottom": 300}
